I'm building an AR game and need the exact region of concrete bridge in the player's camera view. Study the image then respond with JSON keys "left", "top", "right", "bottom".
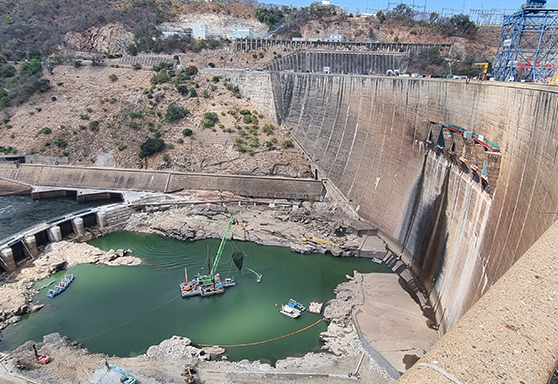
{"left": 210, "top": 68, "right": 558, "bottom": 383}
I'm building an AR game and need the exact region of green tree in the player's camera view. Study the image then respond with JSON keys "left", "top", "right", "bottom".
{"left": 19, "top": 57, "right": 42, "bottom": 76}
{"left": 139, "top": 137, "right": 165, "bottom": 158}
{"left": 165, "top": 102, "right": 189, "bottom": 122}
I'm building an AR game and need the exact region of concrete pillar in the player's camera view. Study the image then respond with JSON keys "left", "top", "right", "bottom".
{"left": 24, "top": 235, "right": 38, "bottom": 258}
{"left": 47, "top": 226, "right": 62, "bottom": 242}
{"left": 72, "top": 217, "right": 85, "bottom": 237}
{"left": 0, "top": 247, "right": 16, "bottom": 272}
{"left": 97, "top": 211, "right": 107, "bottom": 228}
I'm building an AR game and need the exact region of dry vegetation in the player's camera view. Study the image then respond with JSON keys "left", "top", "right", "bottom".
{"left": 0, "top": 60, "right": 311, "bottom": 177}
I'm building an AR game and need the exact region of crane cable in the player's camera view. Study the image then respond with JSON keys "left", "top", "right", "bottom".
{"left": 193, "top": 318, "right": 324, "bottom": 348}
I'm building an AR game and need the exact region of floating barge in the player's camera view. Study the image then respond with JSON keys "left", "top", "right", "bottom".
{"left": 180, "top": 214, "right": 237, "bottom": 298}
{"left": 47, "top": 274, "right": 74, "bottom": 298}
{"left": 180, "top": 270, "right": 236, "bottom": 298}
{"left": 308, "top": 301, "right": 323, "bottom": 314}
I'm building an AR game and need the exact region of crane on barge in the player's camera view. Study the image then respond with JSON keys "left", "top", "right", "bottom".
{"left": 180, "top": 214, "right": 237, "bottom": 298}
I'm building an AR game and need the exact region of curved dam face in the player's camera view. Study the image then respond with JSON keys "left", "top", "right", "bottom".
{"left": 262, "top": 73, "right": 558, "bottom": 331}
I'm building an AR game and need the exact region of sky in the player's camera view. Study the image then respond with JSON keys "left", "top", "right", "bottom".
{"left": 270, "top": 0, "right": 529, "bottom": 18}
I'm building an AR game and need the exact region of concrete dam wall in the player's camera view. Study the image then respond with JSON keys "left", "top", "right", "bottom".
{"left": 264, "top": 73, "right": 558, "bottom": 331}
{"left": 262, "top": 50, "right": 408, "bottom": 75}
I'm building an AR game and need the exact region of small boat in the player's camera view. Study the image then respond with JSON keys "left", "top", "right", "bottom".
{"left": 47, "top": 274, "right": 74, "bottom": 298}
{"left": 371, "top": 257, "right": 383, "bottom": 264}
{"left": 280, "top": 304, "right": 301, "bottom": 318}
{"left": 288, "top": 298, "right": 306, "bottom": 312}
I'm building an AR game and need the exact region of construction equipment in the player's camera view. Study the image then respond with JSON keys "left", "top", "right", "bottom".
{"left": 32, "top": 344, "right": 50, "bottom": 364}
{"left": 474, "top": 62, "right": 489, "bottom": 79}
{"left": 181, "top": 364, "right": 198, "bottom": 383}
{"left": 106, "top": 362, "right": 137, "bottom": 384}
{"left": 180, "top": 214, "right": 237, "bottom": 298}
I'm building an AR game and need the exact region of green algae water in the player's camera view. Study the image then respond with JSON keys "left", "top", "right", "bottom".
{"left": 0, "top": 231, "right": 391, "bottom": 363}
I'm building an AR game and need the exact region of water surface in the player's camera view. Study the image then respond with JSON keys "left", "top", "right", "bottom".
{"left": 0, "top": 231, "right": 391, "bottom": 362}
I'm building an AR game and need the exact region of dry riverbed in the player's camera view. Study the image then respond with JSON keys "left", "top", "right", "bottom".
{"left": 0, "top": 201, "right": 437, "bottom": 383}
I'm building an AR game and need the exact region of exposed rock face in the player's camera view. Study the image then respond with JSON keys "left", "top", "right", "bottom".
{"left": 146, "top": 335, "right": 225, "bottom": 361}
{"left": 65, "top": 23, "right": 132, "bottom": 56}
{"left": 125, "top": 202, "right": 372, "bottom": 257}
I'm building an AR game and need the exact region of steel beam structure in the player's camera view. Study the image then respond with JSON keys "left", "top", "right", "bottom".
{"left": 494, "top": 6, "right": 558, "bottom": 82}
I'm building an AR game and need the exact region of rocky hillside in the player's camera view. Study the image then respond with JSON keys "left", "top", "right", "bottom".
{"left": 0, "top": 61, "right": 311, "bottom": 177}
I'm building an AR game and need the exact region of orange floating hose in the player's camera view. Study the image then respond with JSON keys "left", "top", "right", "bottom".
{"left": 193, "top": 318, "right": 324, "bottom": 348}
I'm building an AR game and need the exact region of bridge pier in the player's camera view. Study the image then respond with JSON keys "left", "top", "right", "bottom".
{"left": 0, "top": 247, "right": 16, "bottom": 272}
{"left": 96, "top": 211, "right": 107, "bottom": 229}
{"left": 23, "top": 235, "right": 38, "bottom": 258}
{"left": 72, "top": 217, "right": 85, "bottom": 237}
{"left": 47, "top": 226, "right": 62, "bottom": 243}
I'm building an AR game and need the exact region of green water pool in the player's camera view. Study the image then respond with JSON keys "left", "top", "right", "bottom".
{"left": 0, "top": 231, "right": 391, "bottom": 363}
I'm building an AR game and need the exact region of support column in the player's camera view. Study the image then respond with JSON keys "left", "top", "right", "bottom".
{"left": 97, "top": 211, "right": 107, "bottom": 229}
{"left": 72, "top": 217, "right": 85, "bottom": 237}
{"left": 24, "top": 235, "right": 39, "bottom": 258}
{"left": 0, "top": 247, "right": 16, "bottom": 272}
{"left": 47, "top": 226, "right": 62, "bottom": 242}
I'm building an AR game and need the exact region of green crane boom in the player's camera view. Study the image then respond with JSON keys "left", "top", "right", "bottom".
{"left": 211, "top": 213, "right": 236, "bottom": 279}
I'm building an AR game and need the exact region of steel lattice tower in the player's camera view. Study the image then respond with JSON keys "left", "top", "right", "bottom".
{"left": 494, "top": 4, "right": 558, "bottom": 82}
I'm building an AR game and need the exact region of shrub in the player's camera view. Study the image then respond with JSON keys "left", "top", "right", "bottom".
{"left": 240, "top": 109, "right": 251, "bottom": 115}
{"left": 225, "top": 83, "right": 234, "bottom": 91}
{"left": 88, "top": 121, "right": 100, "bottom": 131}
{"left": 282, "top": 140, "right": 294, "bottom": 148}
{"left": 262, "top": 124, "right": 274, "bottom": 134}
{"left": 166, "top": 143, "right": 174, "bottom": 149}
{"left": 208, "top": 62, "right": 215, "bottom": 68}
{"left": 212, "top": 76, "right": 220, "bottom": 83}
{"left": 165, "top": 102, "right": 189, "bottom": 122}
{"left": 202, "top": 89, "right": 209, "bottom": 98}
{"left": 189, "top": 87, "right": 197, "bottom": 97}
{"left": 128, "top": 111, "right": 143, "bottom": 119}
{"left": 132, "top": 63, "right": 142, "bottom": 70}
{"left": 40, "top": 127, "right": 51, "bottom": 134}
{"left": 162, "top": 153, "right": 170, "bottom": 162}
{"left": 201, "top": 118, "right": 214, "bottom": 128}
{"left": 128, "top": 121, "right": 139, "bottom": 129}
{"left": 139, "top": 137, "right": 165, "bottom": 158}
{"left": 176, "top": 84, "right": 189, "bottom": 94}
{"left": 51, "top": 96, "right": 57, "bottom": 101}
{"left": 176, "top": 138, "right": 184, "bottom": 144}
{"left": 203, "top": 112, "right": 219, "bottom": 126}
{"left": 80, "top": 114, "right": 89, "bottom": 120}
{"left": 117, "top": 143, "right": 127, "bottom": 151}
{"left": 73, "top": 60, "right": 82, "bottom": 68}
{"left": 109, "top": 74, "right": 118, "bottom": 82}
{"left": 185, "top": 66, "right": 198, "bottom": 76}
{"left": 243, "top": 115, "right": 253, "bottom": 124}
{"left": 53, "top": 137, "right": 67, "bottom": 148}
{"left": 182, "top": 128, "right": 193, "bottom": 137}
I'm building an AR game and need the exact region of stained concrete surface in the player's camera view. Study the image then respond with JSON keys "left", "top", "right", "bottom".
{"left": 356, "top": 273, "right": 439, "bottom": 373}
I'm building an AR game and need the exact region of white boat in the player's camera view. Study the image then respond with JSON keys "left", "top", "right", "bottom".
{"left": 280, "top": 304, "right": 301, "bottom": 318}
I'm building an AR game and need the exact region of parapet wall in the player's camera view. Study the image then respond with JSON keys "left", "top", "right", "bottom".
{"left": 265, "top": 73, "right": 558, "bottom": 331}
